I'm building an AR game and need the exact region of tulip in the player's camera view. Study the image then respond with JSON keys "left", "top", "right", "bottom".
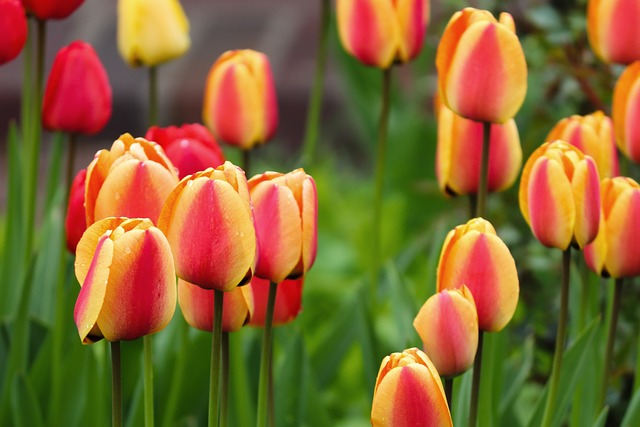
{"left": 587, "top": 0, "right": 640, "bottom": 64}
{"left": 248, "top": 276, "right": 304, "bottom": 327}
{"left": 585, "top": 177, "right": 640, "bottom": 278}
{"left": 22, "top": 0, "right": 83, "bottom": 20}
{"left": 612, "top": 61, "right": 640, "bottom": 163}
{"left": 436, "top": 98, "right": 522, "bottom": 196}
{"left": 202, "top": 49, "right": 278, "bottom": 150}
{"left": 73, "top": 217, "right": 176, "bottom": 344}
{"left": 145, "top": 123, "right": 225, "bottom": 179}
{"left": 248, "top": 169, "right": 317, "bottom": 284}
{"left": 437, "top": 218, "right": 519, "bottom": 332}
{"left": 158, "top": 161, "right": 257, "bottom": 292}
{"left": 84, "top": 133, "right": 179, "bottom": 226}
{"left": 371, "top": 348, "right": 452, "bottom": 427}
{"left": 519, "top": 140, "right": 601, "bottom": 250}
{"left": 117, "top": 0, "right": 190, "bottom": 67}
{"left": 546, "top": 111, "right": 619, "bottom": 178}
{"left": 0, "top": 0, "right": 27, "bottom": 66}
{"left": 413, "top": 285, "right": 478, "bottom": 377}
{"left": 65, "top": 168, "right": 87, "bottom": 253}
{"left": 436, "top": 8, "right": 527, "bottom": 124}
{"left": 42, "top": 41, "right": 112, "bottom": 135}
{"left": 336, "top": 0, "right": 429, "bottom": 69}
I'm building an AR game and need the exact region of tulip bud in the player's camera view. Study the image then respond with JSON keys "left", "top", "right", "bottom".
{"left": 145, "top": 123, "right": 225, "bottom": 179}
{"left": 436, "top": 8, "right": 527, "bottom": 124}
{"left": 85, "top": 133, "right": 179, "bottom": 226}
{"left": 546, "top": 111, "right": 619, "bottom": 178}
{"left": 413, "top": 285, "right": 478, "bottom": 377}
{"left": 336, "top": 0, "right": 429, "bottom": 69}
{"left": 612, "top": 61, "right": 640, "bottom": 163}
{"left": 519, "top": 140, "right": 601, "bottom": 250}
{"left": 248, "top": 276, "right": 303, "bottom": 327}
{"left": 371, "top": 348, "right": 452, "bottom": 427}
{"left": 43, "top": 41, "right": 112, "bottom": 135}
{"left": 65, "top": 168, "right": 87, "bottom": 253}
{"left": 248, "top": 169, "right": 318, "bottom": 284}
{"left": 437, "top": 218, "right": 519, "bottom": 332}
{"left": 21, "top": 0, "right": 83, "bottom": 20}
{"left": 158, "top": 161, "right": 257, "bottom": 292}
{"left": 587, "top": 0, "right": 640, "bottom": 65}
{"left": 585, "top": 177, "right": 640, "bottom": 278}
{"left": 202, "top": 50, "right": 278, "bottom": 150}
{"left": 74, "top": 217, "right": 176, "bottom": 344}
{"left": 0, "top": 0, "right": 27, "bottom": 66}
{"left": 117, "top": 0, "right": 190, "bottom": 67}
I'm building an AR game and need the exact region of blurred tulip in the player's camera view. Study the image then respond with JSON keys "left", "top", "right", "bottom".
{"left": 158, "top": 161, "right": 257, "bottom": 292}
{"left": 436, "top": 98, "right": 522, "bottom": 196}
{"left": 84, "top": 133, "right": 179, "bottom": 226}
{"left": 248, "top": 169, "right": 317, "bottom": 284}
{"left": 413, "top": 285, "right": 478, "bottom": 377}
{"left": 371, "top": 348, "right": 452, "bottom": 427}
{"left": 546, "top": 111, "right": 619, "bottom": 178}
{"left": 519, "top": 140, "right": 601, "bottom": 250}
{"left": 65, "top": 168, "right": 87, "bottom": 253}
{"left": 336, "top": 0, "right": 429, "bottom": 69}
{"left": 612, "top": 61, "right": 640, "bottom": 163}
{"left": 74, "top": 217, "right": 176, "bottom": 344}
{"left": 178, "top": 279, "right": 252, "bottom": 332}
{"left": 248, "top": 276, "right": 303, "bottom": 327}
{"left": 145, "top": 123, "right": 225, "bottom": 179}
{"left": 585, "top": 177, "right": 640, "bottom": 278}
{"left": 22, "top": 0, "right": 83, "bottom": 20}
{"left": 587, "top": 0, "right": 640, "bottom": 64}
{"left": 117, "top": 0, "right": 190, "bottom": 67}
{"left": 42, "top": 41, "right": 112, "bottom": 135}
{"left": 437, "top": 218, "right": 519, "bottom": 332}
{"left": 202, "top": 49, "right": 278, "bottom": 150}
{"left": 436, "top": 8, "right": 527, "bottom": 124}
{"left": 0, "top": 0, "right": 27, "bottom": 66}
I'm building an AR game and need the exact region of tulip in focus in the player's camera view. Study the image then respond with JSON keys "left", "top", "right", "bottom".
{"left": 74, "top": 217, "right": 176, "bottom": 344}
{"left": 249, "top": 276, "right": 304, "bottom": 327}
{"left": 519, "top": 140, "right": 601, "bottom": 250}
{"left": 587, "top": 0, "right": 640, "bottom": 64}
{"left": 436, "top": 8, "right": 527, "bottom": 124}
{"left": 22, "top": 0, "right": 83, "bottom": 20}
{"left": 202, "top": 50, "right": 278, "bottom": 150}
{"left": 0, "top": 0, "right": 27, "bottom": 66}
{"left": 65, "top": 168, "right": 87, "bottom": 253}
{"left": 371, "top": 348, "right": 452, "bottom": 427}
{"left": 612, "top": 61, "right": 640, "bottom": 163}
{"left": 437, "top": 218, "right": 519, "bottom": 332}
{"left": 117, "top": 0, "right": 190, "bottom": 67}
{"left": 158, "top": 161, "right": 257, "bottom": 292}
{"left": 248, "top": 169, "right": 317, "bottom": 284}
{"left": 336, "top": 0, "right": 429, "bottom": 69}
{"left": 43, "top": 41, "right": 112, "bottom": 135}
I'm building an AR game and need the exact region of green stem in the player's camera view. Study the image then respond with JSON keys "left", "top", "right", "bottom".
{"left": 221, "top": 332, "right": 229, "bottom": 427}
{"left": 599, "top": 278, "right": 623, "bottom": 409}
{"left": 209, "top": 290, "right": 224, "bottom": 427}
{"left": 242, "top": 149, "right": 251, "bottom": 177}
{"left": 468, "top": 330, "right": 484, "bottom": 427}
{"left": 65, "top": 133, "right": 76, "bottom": 200}
{"left": 301, "top": 0, "right": 330, "bottom": 167}
{"left": 143, "top": 335, "right": 155, "bottom": 427}
{"left": 148, "top": 66, "right": 158, "bottom": 126}
{"left": 476, "top": 122, "right": 491, "bottom": 218}
{"left": 257, "top": 281, "right": 278, "bottom": 427}
{"left": 444, "top": 378, "right": 454, "bottom": 413}
{"left": 541, "top": 248, "right": 572, "bottom": 427}
{"left": 111, "top": 341, "right": 122, "bottom": 427}
{"left": 162, "top": 320, "right": 189, "bottom": 427}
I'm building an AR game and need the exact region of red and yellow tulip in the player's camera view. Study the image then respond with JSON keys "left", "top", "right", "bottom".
{"left": 587, "top": 0, "right": 640, "bottom": 64}
{"left": 248, "top": 276, "right": 304, "bottom": 327}
{"left": 0, "top": 0, "right": 27, "bottom": 66}
{"left": 612, "top": 61, "right": 640, "bottom": 163}
{"left": 22, "top": 0, "right": 83, "bottom": 20}
{"left": 65, "top": 168, "right": 87, "bottom": 253}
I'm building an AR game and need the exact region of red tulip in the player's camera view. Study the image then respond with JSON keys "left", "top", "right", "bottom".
{"left": 0, "top": 0, "right": 27, "bottom": 66}
{"left": 248, "top": 276, "right": 303, "bottom": 327}
{"left": 22, "top": 0, "right": 83, "bottom": 20}
{"left": 65, "top": 168, "right": 87, "bottom": 253}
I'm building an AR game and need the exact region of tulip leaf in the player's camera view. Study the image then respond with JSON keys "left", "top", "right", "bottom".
{"left": 621, "top": 387, "right": 640, "bottom": 427}
{"left": 11, "top": 372, "right": 44, "bottom": 427}
{"left": 499, "top": 335, "right": 535, "bottom": 419}
{"left": 592, "top": 407, "right": 609, "bottom": 427}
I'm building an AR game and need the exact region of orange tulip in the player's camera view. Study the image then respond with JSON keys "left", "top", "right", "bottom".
{"left": 437, "top": 218, "right": 519, "bottom": 332}
{"left": 248, "top": 276, "right": 303, "bottom": 327}
{"left": 371, "top": 348, "right": 452, "bottom": 427}
{"left": 158, "top": 161, "right": 257, "bottom": 292}
{"left": 65, "top": 168, "right": 87, "bottom": 253}
{"left": 519, "top": 140, "right": 601, "bottom": 250}
{"left": 74, "top": 217, "right": 176, "bottom": 344}
{"left": 612, "top": 61, "right": 640, "bottom": 163}
{"left": 436, "top": 8, "right": 527, "bottom": 124}
{"left": 587, "top": 0, "right": 640, "bottom": 65}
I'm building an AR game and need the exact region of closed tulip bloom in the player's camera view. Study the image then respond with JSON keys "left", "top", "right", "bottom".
{"left": 587, "top": 0, "right": 640, "bottom": 64}
{"left": 158, "top": 161, "right": 257, "bottom": 292}
{"left": 519, "top": 140, "right": 601, "bottom": 250}
{"left": 585, "top": 177, "right": 640, "bottom": 278}
{"left": 22, "top": 0, "right": 83, "bottom": 20}
{"left": 248, "top": 276, "right": 304, "bottom": 327}
{"left": 413, "top": 285, "right": 478, "bottom": 377}
{"left": 613, "top": 61, "right": 640, "bottom": 163}
{"left": 371, "top": 348, "right": 452, "bottom": 427}
{"left": 436, "top": 8, "right": 527, "bottom": 124}
{"left": 248, "top": 169, "right": 317, "bottom": 284}
{"left": 336, "top": 0, "right": 429, "bottom": 69}
{"left": 0, "top": 0, "right": 27, "bottom": 66}
{"left": 117, "top": 0, "right": 190, "bottom": 67}
{"left": 202, "top": 50, "right": 278, "bottom": 150}
{"left": 65, "top": 168, "right": 87, "bottom": 253}
{"left": 74, "top": 217, "right": 176, "bottom": 344}
{"left": 437, "top": 218, "right": 519, "bottom": 332}
{"left": 43, "top": 41, "right": 112, "bottom": 135}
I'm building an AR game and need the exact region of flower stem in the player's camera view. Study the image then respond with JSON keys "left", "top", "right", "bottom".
{"left": 221, "top": 332, "right": 230, "bottom": 427}
{"left": 444, "top": 378, "right": 454, "bottom": 412}
{"left": 209, "top": 290, "right": 224, "bottom": 427}
{"left": 599, "top": 278, "right": 623, "bottom": 409}
{"left": 143, "top": 335, "right": 155, "bottom": 427}
{"left": 148, "top": 66, "right": 158, "bottom": 127}
{"left": 468, "top": 330, "right": 484, "bottom": 427}
{"left": 541, "top": 248, "right": 572, "bottom": 427}
{"left": 257, "top": 281, "right": 278, "bottom": 427}
{"left": 476, "top": 122, "right": 491, "bottom": 218}
{"left": 162, "top": 319, "right": 189, "bottom": 427}
{"left": 111, "top": 341, "right": 122, "bottom": 427}
{"left": 65, "top": 133, "right": 76, "bottom": 199}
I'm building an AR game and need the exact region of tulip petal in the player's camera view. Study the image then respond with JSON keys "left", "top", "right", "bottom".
{"left": 572, "top": 158, "right": 601, "bottom": 248}
{"left": 605, "top": 189, "right": 640, "bottom": 277}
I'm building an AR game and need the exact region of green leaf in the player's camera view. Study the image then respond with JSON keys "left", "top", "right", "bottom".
{"left": 621, "top": 386, "right": 640, "bottom": 427}
{"left": 11, "top": 373, "right": 44, "bottom": 427}
{"left": 592, "top": 407, "right": 609, "bottom": 427}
